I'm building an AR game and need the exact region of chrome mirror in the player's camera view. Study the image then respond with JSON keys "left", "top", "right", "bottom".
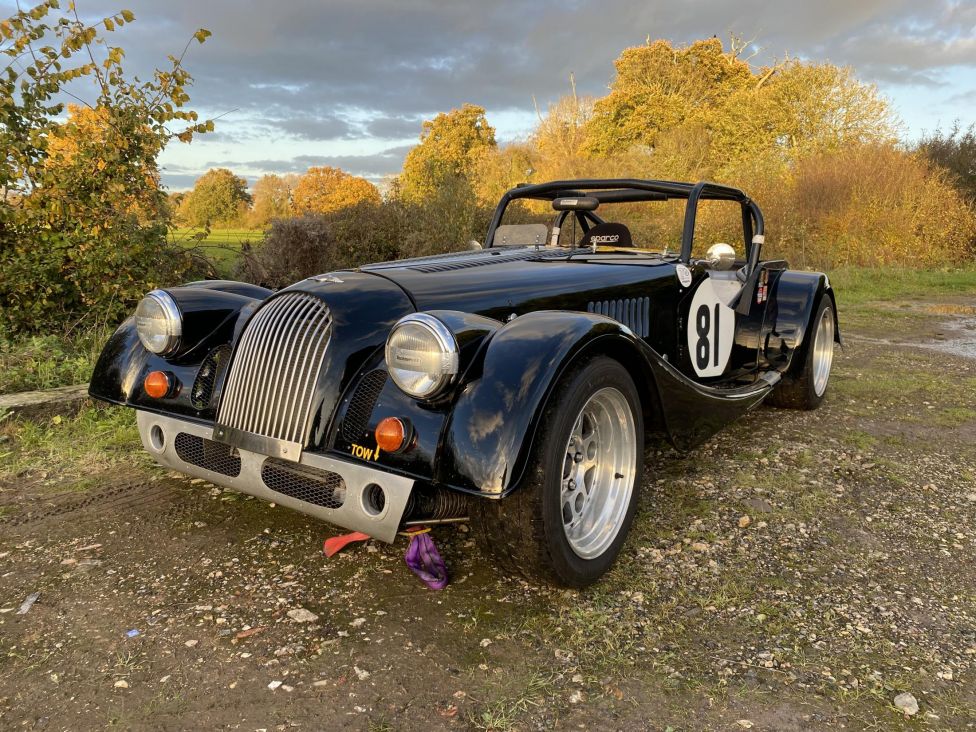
{"left": 705, "top": 242, "right": 736, "bottom": 270}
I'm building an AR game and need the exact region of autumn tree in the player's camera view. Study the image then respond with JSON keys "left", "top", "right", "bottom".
{"left": 583, "top": 38, "right": 753, "bottom": 156}
{"left": 178, "top": 168, "right": 251, "bottom": 227}
{"left": 292, "top": 166, "right": 380, "bottom": 215}
{"left": 0, "top": 1, "right": 212, "bottom": 331}
{"left": 249, "top": 173, "right": 296, "bottom": 227}
{"left": 470, "top": 143, "right": 535, "bottom": 207}
{"left": 43, "top": 104, "right": 164, "bottom": 222}
{"left": 399, "top": 104, "right": 496, "bottom": 201}
{"left": 581, "top": 37, "right": 896, "bottom": 173}
{"left": 710, "top": 60, "right": 897, "bottom": 165}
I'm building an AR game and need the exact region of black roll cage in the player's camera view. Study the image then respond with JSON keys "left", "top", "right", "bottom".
{"left": 485, "top": 178, "right": 766, "bottom": 272}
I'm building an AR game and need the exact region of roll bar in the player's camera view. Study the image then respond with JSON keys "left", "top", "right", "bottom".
{"left": 485, "top": 178, "right": 765, "bottom": 268}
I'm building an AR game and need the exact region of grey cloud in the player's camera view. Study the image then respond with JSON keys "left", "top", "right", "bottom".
{"left": 364, "top": 115, "right": 424, "bottom": 140}
{"left": 947, "top": 89, "right": 976, "bottom": 106}
{"left": 268, "top": 114, "right": 355, "bottom": 140}
{"left": 18, "top": 0, "right": 971, "bottom": 186}
{"left": 201, "top": 144, "right": 413, "bottom": 178}
{"left": 60, "top": 0, "right": 974, "bottom": 119}
{"left": 159, "top": 172, "right": 204, "bottom": 190}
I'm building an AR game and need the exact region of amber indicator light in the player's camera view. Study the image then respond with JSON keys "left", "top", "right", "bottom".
{"left": 375, "top": 417, "right": 407, "bottom": 452}
{"left": 144, "top": 371, "right": 172, "bottom": 398}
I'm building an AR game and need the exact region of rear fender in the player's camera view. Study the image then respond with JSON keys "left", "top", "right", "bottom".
{"left": 763, "top": 271, "right": 842, "bottom": 374}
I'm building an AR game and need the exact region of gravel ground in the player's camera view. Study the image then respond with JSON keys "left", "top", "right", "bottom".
{"left": 1, "top": 294, "right": 974, "bottom": 730}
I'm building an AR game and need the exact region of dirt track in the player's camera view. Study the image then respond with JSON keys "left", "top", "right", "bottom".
{"left": 1, "top": 297, "right": 975, "bottom": 730}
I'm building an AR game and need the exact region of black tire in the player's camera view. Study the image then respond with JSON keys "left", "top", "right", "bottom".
{"left": 767, "top": 297, "right": 835, "bottom": 410}
{"left": 472, "top": 356, "right": 644, "bottom": 587}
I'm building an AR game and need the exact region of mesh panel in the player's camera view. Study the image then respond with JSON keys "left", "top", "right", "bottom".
{"left": 261, "top": 458, "right": 346, "bottom": 509}
{"left": 190, "top": 346, "right": 231, "bottom": 410}
{"left": 341, "top": 370, "right": 388, "bottom": 442}
{"left": 174, "top": 433, "right": 242, "bottom": 477}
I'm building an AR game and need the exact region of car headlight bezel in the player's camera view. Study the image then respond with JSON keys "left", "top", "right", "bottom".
{"left": 385, "top": 313, "right": 459, "bottom": 399}
{"left": 135, "top": 289, "right": 182, "bottom": 356}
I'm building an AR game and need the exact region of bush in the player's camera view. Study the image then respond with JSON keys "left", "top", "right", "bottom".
{"left": 776, "top": 145, "right": 975, "bottom": 268}
{"left": 1, "top": 211, "right": 200, "bottom": 332}
{"left": 237, "top": 204, "right": 400, "bottom": 288}
{"left": 916, "top": 122, "right": 976, "bottom": 203}
{"left": 0, "top": 2, "right": 212, "bottom": 334}
{"left": 238, "top": 183, "right": 498, "bottom": 288}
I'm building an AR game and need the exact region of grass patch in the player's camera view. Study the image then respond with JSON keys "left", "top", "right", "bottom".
{"left": 829, "top": 266, "right": 976, "bottom": 307}
{"left": 469, "top": 672, "right": 558, "bottom": 731}
{"left": 0, "top": 406, "right": 143, "bottom": 485}
{"left": 831, "top": 350, "right": 976, "bottom": 414}
{"left": 0, "top": 324, "right": 115, "bottom": 395}
{"left": 934, "top": 406, "right": 976, "bottom": 428}
{"left": 842, "top": 429, "right": 878, "bottom": 451}
{"left": 829, "top": 266, "right": 976, "bottom": 339}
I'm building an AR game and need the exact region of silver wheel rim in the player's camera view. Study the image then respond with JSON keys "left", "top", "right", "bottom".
{"left": 812, "top": 306, "right": 835, "bottom": 397}
{"left": 560, "top": 387, "right": 637, "bottom": 559}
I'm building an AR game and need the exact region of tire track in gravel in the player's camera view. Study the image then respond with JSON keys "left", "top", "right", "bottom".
{"left": 0, "top": 473, "right": 212, "bottom": 538}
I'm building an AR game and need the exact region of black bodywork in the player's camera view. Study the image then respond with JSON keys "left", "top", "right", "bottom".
{"left": 90, "top": 179, "right": 840, "bottom": 499}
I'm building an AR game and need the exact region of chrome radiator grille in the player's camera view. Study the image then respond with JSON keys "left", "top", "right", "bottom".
{"left": 216, "top": 292, "right": 332, "bottom": 445}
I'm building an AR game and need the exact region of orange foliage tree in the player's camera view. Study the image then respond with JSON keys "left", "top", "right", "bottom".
{"left": 292, "top": 167, "right": 380, "bottom": 214}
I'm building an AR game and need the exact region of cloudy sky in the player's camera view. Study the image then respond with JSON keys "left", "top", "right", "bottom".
{"left": 8, "top": 0, "right": 974, "bottom": 189}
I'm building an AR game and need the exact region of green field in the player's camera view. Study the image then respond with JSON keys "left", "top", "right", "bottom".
{"left": 170, "top": 227, "right": 263, "bottom": 277}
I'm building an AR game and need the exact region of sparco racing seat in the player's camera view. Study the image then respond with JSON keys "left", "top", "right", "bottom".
{"left": 579, "top": 222, "right": 633, "bottom": 248}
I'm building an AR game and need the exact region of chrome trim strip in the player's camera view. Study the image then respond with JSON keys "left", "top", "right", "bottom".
{"left": 139, "top": 411, "right": 414, "bottom": 543}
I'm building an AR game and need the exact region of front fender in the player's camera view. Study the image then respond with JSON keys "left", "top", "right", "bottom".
{"left": 436, "top": 311, "right": 642, "bottom": 496}
{"left": 88, "top": 284, "right": 269, "bottom": 419}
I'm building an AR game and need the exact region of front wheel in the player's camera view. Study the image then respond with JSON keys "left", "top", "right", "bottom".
{"left": 473, "top": 356, "right": 643, "bottom": 587}
{"left": 767, "top": 297, "right": 836, "bottom": 410}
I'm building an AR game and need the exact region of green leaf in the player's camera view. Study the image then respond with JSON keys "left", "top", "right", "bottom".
{"left": 193, "top": 28, "right": 211, "bottom": 44}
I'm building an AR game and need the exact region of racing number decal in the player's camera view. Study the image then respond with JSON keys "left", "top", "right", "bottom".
{"left": 686, "top": 278, "right": 735, "bottom": 378}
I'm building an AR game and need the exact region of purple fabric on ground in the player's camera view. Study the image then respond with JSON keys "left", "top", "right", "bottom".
{"left": 404, "top": 532, "right": 448, "bottom": 590}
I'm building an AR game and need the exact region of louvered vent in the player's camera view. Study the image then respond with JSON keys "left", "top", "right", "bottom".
{"left": 216, "top": 292, "right": 332, "bottom": 445}
{"left": 587, "top": 298, "right": 651, "bottom": 337}
{"left": 363, "top": 247, "right": 568, "bottom": 274}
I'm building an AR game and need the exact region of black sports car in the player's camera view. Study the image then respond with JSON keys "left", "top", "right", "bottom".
{"left": 90, "top": 179, "right": 840, "bottom": 587}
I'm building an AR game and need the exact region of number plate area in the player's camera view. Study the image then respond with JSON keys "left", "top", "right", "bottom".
{"left": 212, "top": 424, "right": 303, "bottom": 462}
{"left": 687, "top": 278, "right": 736, "bottom": 378}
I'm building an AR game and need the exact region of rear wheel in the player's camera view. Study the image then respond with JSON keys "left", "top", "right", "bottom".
{"left": 473, "top": 356, "right": 643, "bottom": 587}
{"left": 767, "top": 297, "right": 835, "bottom": 410}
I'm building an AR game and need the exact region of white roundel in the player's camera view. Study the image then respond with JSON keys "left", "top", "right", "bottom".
{"left": 686, "top": 278, "right": 735, "bottom": 377}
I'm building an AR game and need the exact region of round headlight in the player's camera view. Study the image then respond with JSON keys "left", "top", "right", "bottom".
{"left": 135, "top": 290, "right": 182, "bottom": 355}
{"left": 385, "top": 313, "right": 459, "bottom": 399}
